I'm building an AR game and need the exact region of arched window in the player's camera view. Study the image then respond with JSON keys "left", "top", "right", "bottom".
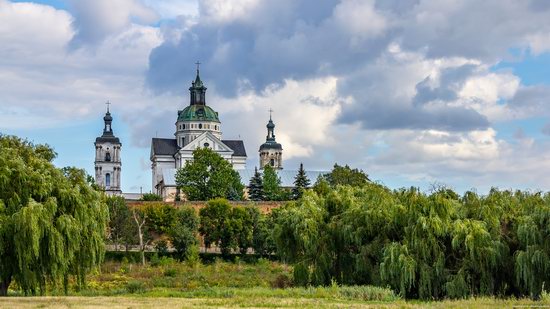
{"left": 199, "top": 123, "right": 202, "bottom": 129}
{"left": 270, "top": 159, "right": 275, "bottom": 166}
{"left": 105, "top": 152, "right": 111, "bottom": 162}
{"left": 106, "top": 173, "right": 111, "bottom": 187}
{"left": 182, "top": 124, "right": 186, "bottom": 129}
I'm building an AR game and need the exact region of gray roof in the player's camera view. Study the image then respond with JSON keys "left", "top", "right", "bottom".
{"left": 151, "top": 138, "right": 246, "bottom": 157}
{"left": 222, "top": 140, "right": 247, "bottom": 157}
{"left": 151, "top": 138, "right": 179, "bottom": 156}
{"left": 160, "top": 168, "right": 327, "bottom": 188}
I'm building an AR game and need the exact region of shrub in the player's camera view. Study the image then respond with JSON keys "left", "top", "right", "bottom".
{"left": 163, "top": 268, "right": 178, "bottom": 277}
{"left": 126, "top": 281, "right": 146, "bottom": 294}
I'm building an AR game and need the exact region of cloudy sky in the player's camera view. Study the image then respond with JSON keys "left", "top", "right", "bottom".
{"left": 2, "top": 0, "right": 550, "bottom": 193}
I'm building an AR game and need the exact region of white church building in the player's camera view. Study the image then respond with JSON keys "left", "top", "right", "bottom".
{"left": 150, "top": 67, "right": 247, "bottom": 199}
{"left": 94, "top": 66, "right": 326, "bottom": 201}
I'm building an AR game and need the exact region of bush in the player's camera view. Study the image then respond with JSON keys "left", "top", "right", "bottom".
{"left": 163, "top": 268, "right": 178, "bottom": 277}
{"left": 272, "top": 274, "right": 293, "bottom": 288}
{"left": 126, "top": 281, "right": 146, "bottom": 294}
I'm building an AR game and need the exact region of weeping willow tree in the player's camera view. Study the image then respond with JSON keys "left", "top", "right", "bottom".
{"left": 0, "top": 135, "right": 108, "bottom": 295}
{"left": 272, "top": 181, "right": 550, "bottom": 299}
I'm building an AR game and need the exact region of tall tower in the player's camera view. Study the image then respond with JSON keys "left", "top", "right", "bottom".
{"left": 94, "top": 103, "right": 122, "bottom": 194}
{"left": 259, "top": 110, "right": 283, "bottom": 169}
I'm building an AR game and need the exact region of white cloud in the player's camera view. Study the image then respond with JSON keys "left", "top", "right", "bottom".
{"left": 0, "top": 1, "right": 163, "bottom": 128}
{"left": 67, "top": 0, "right": 159, "bottom": 48}
{"left": 212, "top": 77, "right": 343, "bottom": 160}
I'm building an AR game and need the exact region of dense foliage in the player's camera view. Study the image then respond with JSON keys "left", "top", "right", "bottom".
{"left": 324, "top": 164, "right": 369, "bottom": 187}
{"left": 199, "top": 199, "right": 274, "bottom": 256}
{"left": 0, "top": 135, "right": 108, "bottom": 295}
{"left": 272, "top": 183, "right": 550, "bottom": 299}
{"left": 169, "top": 206, "right": 199, "bottom": 260}
{"left": 176, "top": 148, "right": 244, "bottom": 201}
{"left": 106, "top": 196, "right": 135, "bottom": 251}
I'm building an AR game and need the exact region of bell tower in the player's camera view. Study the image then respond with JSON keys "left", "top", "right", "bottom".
{"left": 94, "top": 102, "right": 122, "bottom": 194}
{"left": 259, "top": 109, "right": 283, "bottom": 169}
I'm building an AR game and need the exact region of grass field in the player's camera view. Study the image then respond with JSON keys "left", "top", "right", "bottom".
{"left": 2, "top": 258, "right": 549, "bottom": 308}
{"left": 1, "top": 296, "right": 548, "bottom": 308}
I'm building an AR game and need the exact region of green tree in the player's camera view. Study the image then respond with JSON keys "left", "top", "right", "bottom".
{"left": 0, "top": 135, "right": 108, "bottom": 295}
{"left": 199, "top": 198, "right": 235, "bottom": 255}
{"left": 176, "top": 148, "right": 244, "bottom": 201}
{"left": 130, "top": 205, "right": 150, "bottom": 266}
{"left": 234, "top": 206, "right": 256, "bottom": 254}
{"left": 252, "top": 212, "right": 276, "bottom": 256}
{"left": 263, "top": 165, "right": 283, "bottom": 201}
{"left": 312, "top": 175, "right": 331, "bottom": 196}
{"left": 292, "top": 163, "right": 311, "bottom": 200}
{"left": 143, "top": 202, "right": 178, "bottom": 234}
{"left": 248, "top": 167, "right": 264, "bottom": 201}
{"left": 106, "top": 196, "right": 131, "bottom": 251}
{"left": 169, "top": 206, "right": 199, "bottom": 260}
{"left": 325, "top": 164, "right": 369, "bottom": 187}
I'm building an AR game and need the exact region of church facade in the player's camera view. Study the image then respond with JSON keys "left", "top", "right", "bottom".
{"left": 150, "top": 67, "right": 247, "bottom": 199}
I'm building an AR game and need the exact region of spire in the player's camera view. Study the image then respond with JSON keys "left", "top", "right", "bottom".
{"left": 103, "top": 101, "right": 114, "bottom": 136}
{"left": 189, "top": 61, "right": 207, "bottom": 105}
{"left": 266, "top": 109, "right": 276, "bottom": 141}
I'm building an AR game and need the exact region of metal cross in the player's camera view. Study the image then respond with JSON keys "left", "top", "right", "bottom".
{"left": 195, "top": 61, "right": 201, "bottom": 71}
{"left": 269, "top": 108, "right": 273, "bottom": 120}
{"left": 105, "top": 101, "right": 111, "bottom": 112}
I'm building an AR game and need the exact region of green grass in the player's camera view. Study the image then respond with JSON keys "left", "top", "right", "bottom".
{"left": 0, "top": 296, "right": 548, "bottom": 308}
{"left": 3, "top": 259, "right": 550, "bottom": 308}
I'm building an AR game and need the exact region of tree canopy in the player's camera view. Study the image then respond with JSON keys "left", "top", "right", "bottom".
{"left": 176, "top": 148, "right": 244, "bottom": 201}
{"left": 0, "top": 135, "right": 108, "bottom": 295}
{"left": 262, "top": 165, "right": 285, "bottom": 201}
{"left": 272, "top": 183, "right": 550, "bottom": 299}
{"left": 324, "top": 164, "right": 369, "bottom": 187}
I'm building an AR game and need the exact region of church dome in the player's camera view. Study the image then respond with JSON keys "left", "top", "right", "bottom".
{"left": 177, "top": 105, "right": 220, "bottom": 122}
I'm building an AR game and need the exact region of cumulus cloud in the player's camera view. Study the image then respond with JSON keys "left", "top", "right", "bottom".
{"left": 67, "top": 0, "right": 159, "bottom": 49}
{"left": 4, "top": 0, "right": 550, "bottom": 193}
{"left": 0, "top": 1, "right": 163, "bottom": 129}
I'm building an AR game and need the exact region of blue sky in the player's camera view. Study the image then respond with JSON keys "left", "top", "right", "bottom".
{"left": 2, "top": 0, "right": 550, "bottom": 194}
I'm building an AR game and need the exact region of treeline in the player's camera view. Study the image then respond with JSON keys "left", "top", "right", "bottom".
{"left": 110, "top": 181, "right": 550, "bottom": 300}
{"left": 106, "top": 198, "right": 276, "bottom": 264}
{"left": 174, "top": 147, "right": 370, "bottom": 201}
{"left": 272, "top": 183, "right": 550, "bottom": 300}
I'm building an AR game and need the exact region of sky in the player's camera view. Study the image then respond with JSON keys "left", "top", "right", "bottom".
{"left": 1, "top": 0, "right": 550, "bottom": 194}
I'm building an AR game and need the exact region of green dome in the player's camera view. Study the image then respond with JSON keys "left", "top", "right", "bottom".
{"left": 177, "top": 105, "right": 220, "bottom": 122}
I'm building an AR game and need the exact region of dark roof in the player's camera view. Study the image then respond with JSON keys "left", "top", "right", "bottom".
{"left": 222, "top": 140, "right": 247, "bottom": 157}
{"left": 259, "top": 141, "right": 282, "bottom": 151}
{"left": 151, "top": 138, "right": 179, "bottom": 156}
{"left": 95, "top": 136, "right": 120, "bottom": 144}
